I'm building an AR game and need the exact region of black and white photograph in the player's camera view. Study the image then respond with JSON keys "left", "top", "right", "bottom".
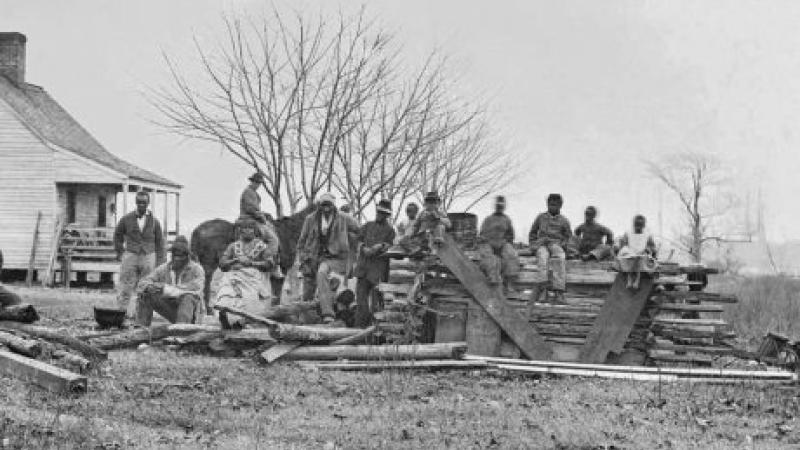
{"left": 1, "top": 1, "right": 800, "bottom": 448}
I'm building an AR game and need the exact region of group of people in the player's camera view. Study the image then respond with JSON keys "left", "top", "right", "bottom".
{"left": 110, "top": 172, "right": 657, "bottom": 330}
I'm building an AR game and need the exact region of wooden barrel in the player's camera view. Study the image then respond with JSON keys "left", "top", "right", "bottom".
{"left": 447, "top": 213, "right": 478, "bottom": 249}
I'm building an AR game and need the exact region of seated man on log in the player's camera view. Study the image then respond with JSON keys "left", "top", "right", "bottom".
{"left": 0, "top": 250, "right": 22, "bottom": 308}
{"left": 478, "top": 196, "right": 520, "bottom": 291}
{"left": 353, "top": 199, "right": 396, "bottom": 328}
{"left": 528, "top": 193, "right": 572, "bottom": 304}
{"left": 135, "top": 236, "right": 205, "bottom": 326}
{"left": 573, "top": 206, "right": 614, "bottom": 261}
{"left": 215, "top": 218, "right": 278, "bottom": 329}
{"left": 296, "top": 193, "right": 361, "bottom": 324}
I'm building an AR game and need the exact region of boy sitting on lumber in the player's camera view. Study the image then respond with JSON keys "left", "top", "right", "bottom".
{"left": 573, "top": 206, "right": 614, "bottom": 261}
{"left": 134, "top": 236, "right": 206, "bottom": 326}
{"left": 528, "top": 193, "right": 572, "bottom": 304}
{"left": 478, "top": 195, "right": 520, "bottom": 291}
{"left": 615, "top": 214, "right": 657, "bottom": 290}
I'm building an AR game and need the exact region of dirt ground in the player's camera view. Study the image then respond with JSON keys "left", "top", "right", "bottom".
{"left": 2, "top": 286, "right": 800, "bottom": 449}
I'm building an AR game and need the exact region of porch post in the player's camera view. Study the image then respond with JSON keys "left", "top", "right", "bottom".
{"left": 162, "top": 191, "right": 169, "bottom": 238}
{"left": 175, "top": 192, "right": 180, "bottom": 236}
{"left": 122, "top": 181, "right": 129, "bottom": 214}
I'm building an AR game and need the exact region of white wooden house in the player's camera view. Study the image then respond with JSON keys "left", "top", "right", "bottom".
{"left": 0, "top": 32, "right": 181, "bottom": 284}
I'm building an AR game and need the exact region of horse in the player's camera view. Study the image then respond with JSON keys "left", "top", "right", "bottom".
{"left": 190, "top": 205, "right": 315, "bottom": 310}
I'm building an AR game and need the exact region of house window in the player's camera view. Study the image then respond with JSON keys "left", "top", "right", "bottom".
{"left": 97, "top": 196, "right": 107, "bottom": 227}
{"left": 66, "top": 190, "right": 76, "bottom": 224}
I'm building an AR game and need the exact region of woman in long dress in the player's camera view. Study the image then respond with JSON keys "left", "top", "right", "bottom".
{"left": 616, "top": 215, "right": 657, "bottom": 290}
{"left": 215, "top": 218, "right": 276, "bottom": 328}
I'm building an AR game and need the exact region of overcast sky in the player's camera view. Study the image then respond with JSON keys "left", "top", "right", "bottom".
{"left": 4, "top": 0, "right": 800, "bottom": 244}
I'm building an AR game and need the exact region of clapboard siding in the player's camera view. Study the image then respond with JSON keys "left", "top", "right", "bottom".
{"left": 56, "top": 184, "right": 119, "bottom": 227}
{"left": 0, "top": 97, "right": 55, "bottom": 270}
{"left": 54, "top": 150, "right": 124, "bottom": 184}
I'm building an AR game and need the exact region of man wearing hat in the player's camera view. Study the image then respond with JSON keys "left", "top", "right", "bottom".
{"left": 296, "top": 192, "right": 360, "bottom": 323}
{"left": 574, "top": 206, "right": 614, "bottom": 261}
{"left": 114, "top": 191, "right": 166, "bottom": 316}
{"left": 478, "top": 196, "right": 520, "bottom": 290}
{"left": 353, "top": 199, "right": 396, "bottom": 328}
{"left": 406, "top": 191, "right": 451, "bottom": 251}
{"left": 528, "top": 193, "right": 572, "bottom": 305}
{"left": 134, "top": 235, "right": 205, "bottom": 326}
{"left": 240, "top": 172, "right": 282, "bottom": 280}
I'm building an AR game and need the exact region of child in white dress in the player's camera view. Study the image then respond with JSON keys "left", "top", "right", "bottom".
{"left": 616, "top": 215, "right": 657, "bottom": 289}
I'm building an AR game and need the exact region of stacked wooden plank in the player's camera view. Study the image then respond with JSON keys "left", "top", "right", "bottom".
{"left": 378, "top": 252, "right": 738, "bottom": 367}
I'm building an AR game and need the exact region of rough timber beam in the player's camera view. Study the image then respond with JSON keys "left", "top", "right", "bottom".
{"left": 434, "top": 234, "right": 553, "bottom": 360}
{"left": 0, "top": 350, "right": 87, "bottom": 394}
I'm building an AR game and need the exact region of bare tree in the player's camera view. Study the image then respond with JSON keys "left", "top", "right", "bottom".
{"left": 647, "top": 152, "right": 735, "bottom": 263}
{"left": 151, "top": 6, "right": 515, "bottom": 218}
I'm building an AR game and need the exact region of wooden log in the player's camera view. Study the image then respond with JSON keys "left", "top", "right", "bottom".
{"left": 0, "top": 322, "right": 107, "bottom": 360}
{"left": 87, "top": 325, "right": 171, "bottom": 350}
{"left": 300, "top": 359, "right": 490, "bottom": 371}
{"left": 283, "top": 342, "right": 468, "bottom": 361}
{"left": 0, "top": 304, "right": 40, "bottom": 323}
{"left": 650, "top": 341, "right": 734, "bottom": 356}
{"left": 166, "top": 324, "right": 223, "bottom": 335}
{"left": 26, "top": 211, "right": 42, "bottom": 287}
{"left": 652, "top": 303, "right": 725, "bottom": 313}
{"left": 222, "top": 329, "right": 277, "bottom": 348}
{"left": 648, "top": 350, "right": 713, "bottom": 366}
{"left": 214, "top": 305, "right": 360, "bottom": 342}
{"left": 435, "top": 235, "right": 552, "bottom": 360}
{"left": 0, "top": 350, "right": 87, "bottom": 393}
{"left": 373, "top": 311, "right": 409, "bottom": 323}
{"left": 652, "top": 317, "right": 729, "bottom": 327}
{"left": 659, "top": 291, "right": 738, "bottom": 304}
{"left": 332, "top": 326, "right": 377, "bottom": 345}
{"left": 0, "top": 330, "right": 41, "bottom": 357}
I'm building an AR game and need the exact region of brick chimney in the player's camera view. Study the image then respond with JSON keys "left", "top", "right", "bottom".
{"left": 0, "top": 32, "right": 26, "bottom": 84}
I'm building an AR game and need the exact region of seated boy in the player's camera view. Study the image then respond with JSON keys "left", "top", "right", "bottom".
{"left": 527, "top": 193, "right": 572, "bottom": 305}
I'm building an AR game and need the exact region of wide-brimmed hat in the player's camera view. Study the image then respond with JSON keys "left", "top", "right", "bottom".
{"left": 248, "top": 172, "right": 265, "bottom": 183}
{"left": 170, "top": 235, "right": 190, "bottom": 254}
{"left": 376, "top": 199, "right": 392, "bottom": 215}
{"left": 423, "top": 191, "right": 440, "bottom": 202}
{"left": 317, "top": 192, "right": 336, "bottom": 206}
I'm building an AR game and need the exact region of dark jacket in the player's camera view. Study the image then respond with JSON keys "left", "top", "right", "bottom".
{"left": 528, "top": 212, "right": 572, "bottom": 249}
{"left": 296, "top": 210, "right": 360, "bottom": 261}
{"left": 354, "top": 221, "right": 396, "bottom": 283}
{"left": 114, "top": 211, "right": 165, "bottom": 264}
{"left": 240, "top": 186, "right": 264, "bottom": 222}
{"left": 480, "top": 212, "right": 515, "bottom": 247}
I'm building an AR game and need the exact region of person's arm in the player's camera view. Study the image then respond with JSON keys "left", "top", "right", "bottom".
{"left": 261, "top": 224, "right": 280, "bottom": 256}
{"left": 574, "top": 224, "right": 584, "bottom": 238}
{"left": 153, "top": 219, "right": 165, "bottom": 266}
{"left": 219, "top": 243, "right": 237, "bottom": 271}
{"left": 528, "top": 215, "right": 541, "bottom": 247}
{"left": 175, "top": 264, "right": 206, "bottom": 297}
{"left": 646, "top": 235, "right": 657, "bottom": 257}
{"left": 136, "top": 264, "right": 165, "bottom": 294}
{"left": 113, "top": 216, "right": 126, "bottom": 259}
{"left": 561, "top": 218, "right": 573, "bottom": 247}
{"left": 604, "top": 226, "right": 614, "bottom": 246}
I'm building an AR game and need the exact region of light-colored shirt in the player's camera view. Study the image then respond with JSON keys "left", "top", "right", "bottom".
{"left": 136, "top": 213, "right": 147, "bottom": 232}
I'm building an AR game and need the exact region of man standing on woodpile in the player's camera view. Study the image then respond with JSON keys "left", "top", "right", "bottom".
{"left": 528, "top": 193, "right": 572, "bottom": 305}
{"left": 353, "top": 199, "right": 396, "bottom": 328}
{"left": 400, "top": 191, "right": 451, "bottom": 255}
{"left": 478, "top": 196, "right": 520, "bottom": 292}
{"left": 573, "top": 206, "right": 614, "bottom": 261}
{"left": 0, "top": 249, "right": 22, "bottom": 307}
{"left": 135, "top": 235, "right": 205, "bottom": 326}
{"left": 114, "top": 191, "right": 165, "bottom": 317}
{"left": 296, "top": 193, "right": 360, "bottom": 324}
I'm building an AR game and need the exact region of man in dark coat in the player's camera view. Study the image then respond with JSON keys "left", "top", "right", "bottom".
{"left": 353, "top": 199, "right": 396, "bottom": 328}
{"left": 114, "top": 191, "right": 165, "bottom": 316}
{"left": 574, "top": 206, "right": 614, "bottom": 261}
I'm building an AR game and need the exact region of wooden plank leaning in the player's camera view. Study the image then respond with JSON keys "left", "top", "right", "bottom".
{"left": 0, "top": 350, "right": 87, "bottom": 394}
{"left": 434, "top": 234, "right": 553, "bottom": 360}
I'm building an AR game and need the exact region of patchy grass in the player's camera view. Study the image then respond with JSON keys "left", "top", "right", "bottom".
{"left": 709, "top": 275, "right": 800, "bottom": 348}
{"left": 1, "top": 350, "right": 800, "bottom": 449}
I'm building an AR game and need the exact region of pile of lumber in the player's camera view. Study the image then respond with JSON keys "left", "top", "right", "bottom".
{"left": 0, "top": 304, "right": 95, "bottom": 393}
{"left": 377, "top": 251, "right": 738, "bottom": 367}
